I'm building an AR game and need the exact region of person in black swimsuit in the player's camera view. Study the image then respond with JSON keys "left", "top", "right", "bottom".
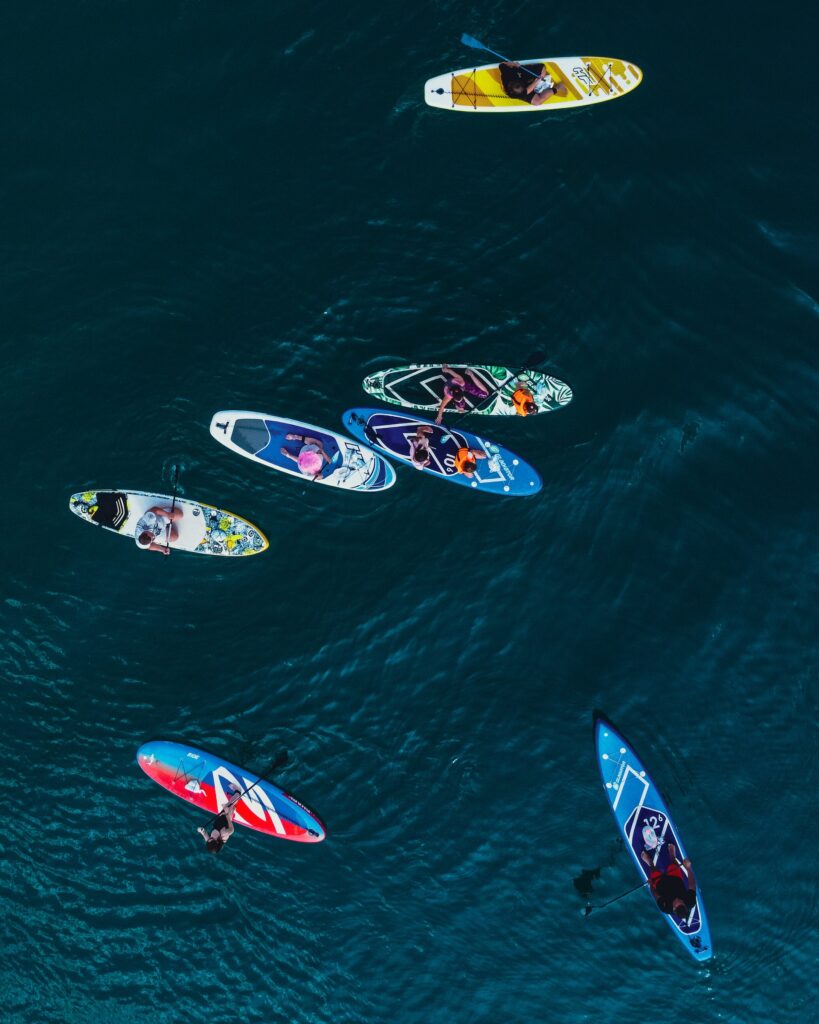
{"left": 640, "top": 842, "right": 697, "bottom": 924}
{"left": 499, "top": 61, "right": 568, "bottom": 106}
{"left": 197, "top": 789, "right": 242, "bottom": 853}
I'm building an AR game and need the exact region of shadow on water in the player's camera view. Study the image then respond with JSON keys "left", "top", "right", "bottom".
{"left": 572, "top": 839, "right": 623, "bottom": 898}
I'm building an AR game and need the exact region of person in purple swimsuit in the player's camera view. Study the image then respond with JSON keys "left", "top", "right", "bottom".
{"left": 434, "top": 364, "right": 490, "bottom": 424}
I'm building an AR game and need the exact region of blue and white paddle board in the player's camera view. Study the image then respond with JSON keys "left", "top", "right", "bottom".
{"left": 343, "top": 408, "right": 541, "bottom": 496}
{"left": 594, "top": 712, "right": 713, "bottom": 963}
{"left": 210, "top": 411, "right": 396, "bottom": 492}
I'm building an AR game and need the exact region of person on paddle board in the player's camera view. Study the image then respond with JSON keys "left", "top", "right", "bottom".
{"left": 134, "top": 505, "right": 184, "bottom": 555}
{"left": 453, "top": 446, "right": 487, "bottom": 479}
{"left": 434, "top": 364, "right": 490, "bottom": 423}
{"left": 499, "top": 61, "right": 568, "bottom": 106}
{"left": 641, "top": 843, "right": 698, "bottom": 924}
{"left": 280, "top": 433, "right": 332, "bottom": 478}
{"left": 197, "top": 788, "right": 242, "bottom": 853}
{"left": 408, "top": 425, "right": 433, "bottom": 469}
{"left": 511, "top": 382, "right": 539, "bottom": 416}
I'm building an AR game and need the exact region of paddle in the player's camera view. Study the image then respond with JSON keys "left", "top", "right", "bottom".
{"left": 348, "top": 410, "right": 381, "bottom": 447}
{"left": 163, "top": 464, "right": 180, "bottom": 555}
{"left": 460, "top": 32, "right": 541, "bottom": 78}
{"left": 584, "top": 879, "right": 650, "bottom": 916}
{"left": 438, "top": 350, "right": 546, "bottom": 443}
{"left": 202, "top": 750, "right": 289, "bottom": 831}
{"left": 585, "top": 842, "right": 693, "bottom": 917}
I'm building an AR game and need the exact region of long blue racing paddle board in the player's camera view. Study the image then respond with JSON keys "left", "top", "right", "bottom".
{"left": 594, "top": 712, "right": 712, "bottom": 963}
{"left": 343, "top": 408, "right": 542, "bottom": 496}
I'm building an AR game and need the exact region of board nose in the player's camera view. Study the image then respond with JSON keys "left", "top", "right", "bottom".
{"left": 209, "top": 410, "right": 234, "bottom": 436}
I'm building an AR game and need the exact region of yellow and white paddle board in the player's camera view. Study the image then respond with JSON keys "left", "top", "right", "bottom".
{"left": 424, "top": 57, "right": 642, "bottom": 112}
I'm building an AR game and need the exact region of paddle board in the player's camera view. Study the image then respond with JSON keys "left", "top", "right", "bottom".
{"left": 209, "top": 410, "right": 396, "bottom": 492}
{"left": 425, "top": 57, "right": 642, "bottom": 112}
{"left": 594, "top": 712, "right": 713, "bottom": 963}
{"left": 343, "top": 408, "right": 541, "bottom": 496}
{"left": 137, "top": 740, "right": 325, "bottom": 842}
{"left": 69, "top": 489, "right": 268, "bottom": 556}
{"left": 362, "top": 364, "right": 572, "bottom": 416}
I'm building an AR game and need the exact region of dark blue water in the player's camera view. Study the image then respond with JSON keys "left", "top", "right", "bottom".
{"left": 2, "top": 2, "right": 816, "bottom": 1021}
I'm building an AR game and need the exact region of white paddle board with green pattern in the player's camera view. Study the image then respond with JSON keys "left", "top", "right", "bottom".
{"left": 362, "top": 364, "right": 572, "bottom": 416}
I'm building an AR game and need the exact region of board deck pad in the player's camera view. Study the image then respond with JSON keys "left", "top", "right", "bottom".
{"left": 137, "top": 741, "right": 325, "bottom": 842}
{"left": 344, "top": 408, "right": 541, "bottom": 496}
{"left": 363, "top": 364, "right": 572, "bottom": 415}
{"left": 69, "top": 490, "right": 268, "bottom": 556}
{"left": 425, "top": 57, "right": 642, "bottom": 112}
{"left": 594, "top": 713, "right": 713, "bottom": 962}
{"left": 210, "top": 411, "right": 396, "bottom": 492}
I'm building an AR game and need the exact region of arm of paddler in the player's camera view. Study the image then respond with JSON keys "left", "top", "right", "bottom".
{"left": 682, "top": 858, "right": 697, "bottom": 892}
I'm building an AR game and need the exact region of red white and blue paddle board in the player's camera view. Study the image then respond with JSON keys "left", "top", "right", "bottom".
{"left": 137, "top": 740, "right": 325, "bottom": 843}
{"left": 594, "top": 712, "right": 712, "bottom": 962}
{"left": 343, "top": 408, "right": 542, "bottom": 496}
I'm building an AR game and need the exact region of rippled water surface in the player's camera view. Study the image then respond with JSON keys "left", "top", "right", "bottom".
{"left": 1, "top": 2, "right": 816, "bottom": 1022}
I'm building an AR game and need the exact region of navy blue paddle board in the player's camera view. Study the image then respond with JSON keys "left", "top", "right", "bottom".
{"left": 343, "top": 408, "right": 542, "bottom": 496}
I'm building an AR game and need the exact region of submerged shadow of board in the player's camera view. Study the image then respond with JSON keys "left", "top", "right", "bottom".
{"left": 573, "top": 867, "right": 602, "bottom": 898}
{"left": 573, "top": 840, "right": 623, "bottom": 897}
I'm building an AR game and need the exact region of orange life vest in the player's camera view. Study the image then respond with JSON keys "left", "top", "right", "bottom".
{"left": 512, "top": 387, "right": 533, "bottom": 416}
{"left": 454, "top": 447, "right": 475, "bottom": 474}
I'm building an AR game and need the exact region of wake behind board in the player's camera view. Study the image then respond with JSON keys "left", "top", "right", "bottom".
{"left": 425, "top": 57, "right": 642, "bottom": 112}
{"left": 344, "top": 408, "right": 541, "bottom": 496}
{"left": 137, "top": 740, "right": 325, "bottom": 842}
{"left": 594, "top": 712, "right": 713, "bottom": 963}
{"left": 69, "top": 490, "right": 268, "bottom": 556}
{"left": 209, "top": 410, "right": 396, "bottom": 492}
{"left": 363, "top": 364, "right": 572, "bottom": 416}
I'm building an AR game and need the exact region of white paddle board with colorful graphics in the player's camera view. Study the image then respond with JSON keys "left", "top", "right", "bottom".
{"left": 209, "top": 411, "right": 396, "bottom": 492}
{"left": 69, "top": 489, "right": 268, "bottom": 556}
{"left": 363, "top": 364, "right": 572, "bottom": 416}
{"left": 137, "top": 740, "right": 325, "bottom": 842}
{"left": 425, "top": 57, "right": 642, "bottom": 112}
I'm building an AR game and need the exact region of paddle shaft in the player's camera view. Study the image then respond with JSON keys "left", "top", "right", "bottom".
{"left": 585, "top": 847, "right": 692, "bottom": 916}
{"left": 164, "top": 464, "right": 180, "bottom": 553}
{"left": 202, "top": 751, "right": 288, "bottom": 828}
{"left": 460, "top": 33, "right": 541, "bottom": 78}
{"left": 584, "top": 879, "right": 650, "bottom": 916}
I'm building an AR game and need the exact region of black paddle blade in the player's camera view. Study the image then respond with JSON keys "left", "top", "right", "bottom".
{"left": 272, "top": 749, "right": 289, "bottom": 772}
{"left": 573, "top": 866, "right": 602, "bottom": 898}
{"left": 584, "top": 905, "right": 593, "bottom": 917}
{"left": 523, "top": 350, "right": 547, "bottom": 369}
